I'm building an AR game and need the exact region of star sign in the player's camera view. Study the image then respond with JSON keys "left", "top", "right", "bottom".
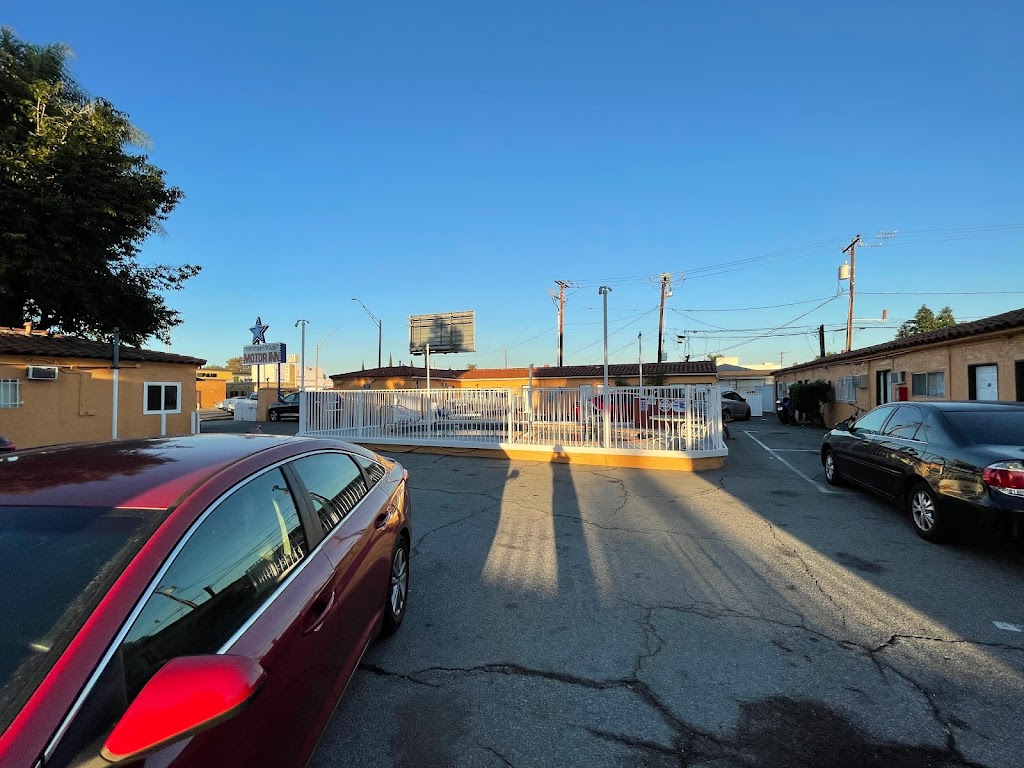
{"left": 249, "top": 317, "right": 269, "bottom": 344}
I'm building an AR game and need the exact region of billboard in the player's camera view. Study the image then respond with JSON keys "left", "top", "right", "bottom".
{"left": 243, "top": 342, "right": 286, "bottom": 366}
{"left": 409, "top": 311, "right": 476, "bottom": 355}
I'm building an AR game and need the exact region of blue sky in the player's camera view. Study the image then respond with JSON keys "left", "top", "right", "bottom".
{"left": 9, "top": 1, "right": 1024, "bottom": 374}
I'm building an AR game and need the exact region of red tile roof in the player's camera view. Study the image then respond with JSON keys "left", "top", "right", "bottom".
{"left": 776, "top": 306, "right": 1024, "bottom": 374}
{"left": 0, "top": 330, "right": 205, "bottom": 366}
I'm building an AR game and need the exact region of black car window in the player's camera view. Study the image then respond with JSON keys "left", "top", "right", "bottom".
{"left": 852, "top": 406, "right": 894, "bottom": 435}
{"left": 47, "top": 469, "right": 307, "bottom": 766}
{"left": 291, "top": 453, "right": 368, "bottom": 533}
{"left": 882, "top": 406, "right": 924, "bottom": 440}
{"left": 0, "top": 507, "right": 161, "bottom": 736}
{"left": 355, "top": 455, "right": 387, "bottom": 486}
{"left": 943, "top": 410, "right": 1024, "bottom": 445}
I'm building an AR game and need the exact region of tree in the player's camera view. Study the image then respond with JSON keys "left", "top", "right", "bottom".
{"left": 895, "top": 305, "right": 957, "bottom": 338}
{"left": 0, "top": 28, "right": 197, "bottom": 345}
{"left": 224, "top": 356, "right": 246, "bottom": 373}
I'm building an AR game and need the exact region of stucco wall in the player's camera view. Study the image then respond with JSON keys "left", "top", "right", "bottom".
{"left": 775, "top": 331, "right": 1024, "bottom": 425}
{"left": 0, "top": 357, "right": 199, "bottom": 449}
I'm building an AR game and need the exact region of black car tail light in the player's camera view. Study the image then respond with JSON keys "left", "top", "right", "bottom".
{"left": 982, "top": 461, "right": 1024, "bottom": 497}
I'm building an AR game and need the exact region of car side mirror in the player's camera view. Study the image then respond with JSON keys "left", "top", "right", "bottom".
{"left": 835, "top": 421, "right": 851, "bottom": 432}
{"left": 101, "top": 656, "right": 266, "bottom": 764}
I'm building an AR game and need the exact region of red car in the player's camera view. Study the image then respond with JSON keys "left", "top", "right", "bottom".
{"left": 0, "top": 434, "right": 411, "bottom": 768}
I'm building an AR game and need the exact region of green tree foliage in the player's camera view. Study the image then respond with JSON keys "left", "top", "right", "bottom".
{"left": 895, "top": 305, "right": 957, "bottom": 339}
{"left": 788, "top": 380, "right": 831, "bottom": 426}
{"left": 0, "top": 28, "right": 197, "bottom": 345}
{"left": 223, "top": 356, "right": 246, "bottom": 373}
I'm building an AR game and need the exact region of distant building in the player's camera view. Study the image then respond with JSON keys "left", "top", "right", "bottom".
{"left": 250, "top": 354, "right": 332, "bottom": 391}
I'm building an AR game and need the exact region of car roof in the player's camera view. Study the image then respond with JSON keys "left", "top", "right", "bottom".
{"left": 0, "top": 434, "right": 308, "bottom": 510}
{"left": 906, "top": 401, "right": 1024, "bottom": 412}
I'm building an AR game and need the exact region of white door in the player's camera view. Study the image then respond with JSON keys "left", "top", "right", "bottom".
{"left": 975, "top": 365, "right": 999, "bottom": 401}
{"left": 740, "top": 388, "right": 763, "bottom": 417}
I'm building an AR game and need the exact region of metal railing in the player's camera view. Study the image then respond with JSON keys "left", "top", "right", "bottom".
{"left": 300, "top": 385, "right": 725, "bottom": 455}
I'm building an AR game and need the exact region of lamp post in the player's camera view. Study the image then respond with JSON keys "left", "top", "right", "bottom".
{"left": 314, "top": 328, "right": 337, "bottom": 389}
{"left": 295, "top": 319, "right": 309, "bottom": 430}
{"left": 598, "top": 286, "right": 611, "bottom": 388}
{"left": 351, "top": 298, "right": 382, "bottom": 369}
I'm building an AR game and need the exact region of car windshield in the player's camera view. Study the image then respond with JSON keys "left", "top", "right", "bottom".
{"left": 943, "top": 411, "right": 1024, "bottom": 446}
{"left": 0, "top": 506, "right": 161, "bottom": 733}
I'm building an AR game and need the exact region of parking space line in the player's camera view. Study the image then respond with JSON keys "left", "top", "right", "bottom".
{"left": 743, "top": 431, "right": 837, "bottom": 495}
{"left": 771, "top": 449, "right": 820, "bottom": 453}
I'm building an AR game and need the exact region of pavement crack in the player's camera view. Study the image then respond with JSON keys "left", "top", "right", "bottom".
{"left": 872, "top": 633, "right": 1024, "bottom": 653}
{"left": 480, "top": 743, "right": 515, "bottom": 767}
{"left": 412, "top": 501, "right": 501, "bottom": 555}
{"left": 359, "top": 662, "right": 441, "bottom": 688}
{"left": 763, "top": 519, "right": 848, "bottom": 629}
{"left": 585, "top": 728, "right": 684, "bottom": 761}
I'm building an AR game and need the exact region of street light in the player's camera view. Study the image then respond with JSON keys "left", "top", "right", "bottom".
{"left": 351, "top": 298, "right": 382, "bottom": 369}
{"left": 314, "top": 328, "right": 337, "bottom": 389}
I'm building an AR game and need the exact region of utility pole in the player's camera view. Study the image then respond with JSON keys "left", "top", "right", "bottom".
{"left": 598, "top": 286, "right": 612, "bottom": 388}
{"left": 656, "top": 273, "right": 672, "bottom": 364}
{"left": 818, "top": 324, "right": 826, "bottom": 358}
{"left": 842, "top": 235, "right": 862, "bottom": 353}
{"left": 549, "top": 280, "right": 572, "bottom": 366}
{"left": 295, "top": 319, "right": 309, "bottom": 433}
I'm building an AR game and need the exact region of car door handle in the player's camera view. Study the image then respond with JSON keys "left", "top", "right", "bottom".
{"left": 904, "top": 448, "right": 919, "bottom": 456}
{"left": 302, "top": 590, "right": 336, "bottom": 635}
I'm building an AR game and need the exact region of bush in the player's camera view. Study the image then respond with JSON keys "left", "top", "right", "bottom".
{"left": 788, "top": 380, "right": 831, "bottom": 426}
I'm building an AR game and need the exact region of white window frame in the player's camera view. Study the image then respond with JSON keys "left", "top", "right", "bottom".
{"left": 0, "top": 379, "right": 22, "bottom": 408}
{"left": 911, "top": 371, "right": 945, "bottom": 398}
{"left": 143, "top": 382, "right": 182, "bottom": 415}
{"left": 834, "top": 376, "right": 857, "bottom": 403}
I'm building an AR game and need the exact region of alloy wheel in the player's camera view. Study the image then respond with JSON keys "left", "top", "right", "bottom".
{"left": 911, "top": 490, "right": 935, "bottom": 532}
{"left": 390, "top": 547, "right": 408, "bottom": 618}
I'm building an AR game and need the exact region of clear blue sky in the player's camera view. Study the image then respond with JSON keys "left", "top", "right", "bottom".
{"left": 10, "top": 1, "right": 1024, "bottom": 374}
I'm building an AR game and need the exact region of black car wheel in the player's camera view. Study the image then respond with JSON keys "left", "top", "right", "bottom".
{"left": 268, "top": 409, "right": 280, "bottom": 422}
{"left": 381, "top": 539, "right": 409, "bottom": 635}
{"left": 909, "top": 483, "right": 950, "bottom": 543}
{"left": 823, "top": 449, "right": 844, "bottom": 486}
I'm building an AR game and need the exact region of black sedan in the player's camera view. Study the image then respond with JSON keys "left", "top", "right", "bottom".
{"left": 268, "top": 391, "right": 300, "bottom": 421}
{"left": 821, "top": 401, "right": 1024, "bottom": 542}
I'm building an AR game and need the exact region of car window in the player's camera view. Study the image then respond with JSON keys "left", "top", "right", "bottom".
{"left": 354, "top": 455, "right": 387, "bottom": 486}
{"left": 0, "top": 506, "right": 160, "bottom": 736}
{"left": 851, "top": 406, "right": 894, "bottom": 435}
{"left": 47, "top": 470, "right": 307, "bottom": 766}
{"left": 291, "top": 453, "right": 369, "bottom": 533}
{"left": 943, "top": 410, "right": 1024, "bottom": 445}
{"left": 882, "top": 406, "right": 924, "bottom": 440}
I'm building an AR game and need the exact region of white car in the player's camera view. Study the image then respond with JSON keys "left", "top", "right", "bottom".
{"left": 219, "top": 393, "right": 257, "bottom": 412}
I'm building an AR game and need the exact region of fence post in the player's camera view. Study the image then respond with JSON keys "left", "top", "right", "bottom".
{"left": 685, "top": 386, "right": 694, "bottom": 452}
{"left": 602, "top": 385, "right": 611, "bottom": 448}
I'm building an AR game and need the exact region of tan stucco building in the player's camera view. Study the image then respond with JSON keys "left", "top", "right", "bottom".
{"left": 330, "top": 361, "right": 718, "bottom": 391}
{"left": 0, "top": 327, "right": 205, "bottom": 449}
{"left": 774, "top": 307, "right": 1024, "bottom": 425}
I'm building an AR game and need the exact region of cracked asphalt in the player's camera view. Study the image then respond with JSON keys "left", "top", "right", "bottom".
{"left": 207, "top": 417, "right": 1024, "bottom": 766}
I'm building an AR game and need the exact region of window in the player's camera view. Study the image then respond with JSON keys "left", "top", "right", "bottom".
{"left": 355, "top": 455, "right": 387, "bottom": 486}
{"left": 835, "top": 376, "right": 857, "bottom": 403}
{"left": 143, "top": 382, "right": 181, "bottom": 414}
{"left": 851, "top": 405, "right": 894, "bottom": 435}
{"left": 911, "top": 371, "right": 945, "bottom": 397}
{"left": 882, "top": 406, "right": 924, "bottom": 440}
{"left": 292, "top": 453, "right": 368, "bottom": 533}
{"left": 0, "top": 379, "right": 20, "bottom": 408}
{"left": 46, "top": 469, "right": 307, "bottom": 766}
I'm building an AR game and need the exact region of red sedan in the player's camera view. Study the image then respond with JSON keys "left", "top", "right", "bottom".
{"left": 0, "top": 434, "right": 411, "bottom": 768}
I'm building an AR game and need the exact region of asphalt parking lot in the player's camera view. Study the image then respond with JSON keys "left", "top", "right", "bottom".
{"left": 206, "top": 416, "right": 1024, "bottom": 767}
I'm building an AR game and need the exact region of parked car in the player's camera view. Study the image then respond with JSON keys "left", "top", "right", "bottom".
{"left": 218, "top": 393, "right": 257, "bottom": 412}
{"left": 0, "top": 434, "right": 411, "bottom": 768}
{"left": 268, "top": 391, "right": 300, "bottom": 421}
{"left": 721, "top": 391, "right": 752, "bottom": 422}
{"left": 821, "top": 401, "right": 1024, "bottom": 542}
{"left": 0, "top": 436, "right": 16, "bottom": 452}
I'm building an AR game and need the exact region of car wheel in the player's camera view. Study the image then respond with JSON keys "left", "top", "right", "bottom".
{"left": 268, "top": 410, "right": 280, "bottom": 422}
{"left": 381, "top": 539, "right": 409, "bottom": 635}
{"left": 908, "top": 483, "right": 950, "bottom": 543}
{"left": 722, "top": 409, "right": 733, "bottom": 424}
{"left": 823, "top": 449, "right": 844, "bottom": 486}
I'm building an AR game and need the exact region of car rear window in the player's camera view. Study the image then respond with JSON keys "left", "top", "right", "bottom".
{"left": 943, "top": 410, "right": 1024, "bottom": 445}
{"left": 0, "top": 506, "right": 160, "bottom": 734}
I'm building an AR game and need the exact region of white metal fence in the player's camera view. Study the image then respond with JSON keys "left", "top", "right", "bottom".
{"left": 300, "top": 385, "right": 725, "bottom": 456}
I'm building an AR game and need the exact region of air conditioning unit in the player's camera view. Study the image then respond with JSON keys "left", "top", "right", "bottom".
{"left": 27, "top": 365, "right": 59, "bottom": 381}
{"left": 855, "top": 374, "right": 869, "bottom": 389}
{"left": 891, "top": 371, "right": 906, "bottom": 385}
